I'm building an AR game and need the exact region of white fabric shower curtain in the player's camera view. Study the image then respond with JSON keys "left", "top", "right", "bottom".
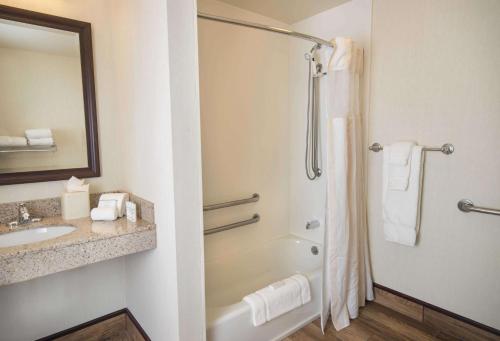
{"left": 321, "top": 38, "right": 374, "bottom": 331}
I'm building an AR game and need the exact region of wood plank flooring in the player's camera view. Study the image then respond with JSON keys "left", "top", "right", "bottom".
{"left": 53, "top": 313, "right": 146, "bottom": 341}
{"left": 284, "top": 303, "right": 500, "bottom": 341}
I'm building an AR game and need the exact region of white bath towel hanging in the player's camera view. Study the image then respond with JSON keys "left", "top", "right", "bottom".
{"left": 321, "top": 37, "right": 373, "bottom": 332}
{"left": 382, "top": 143, "right": 425, "bottom": 246}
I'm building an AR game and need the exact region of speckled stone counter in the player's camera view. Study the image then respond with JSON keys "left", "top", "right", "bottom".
{"left": 0, "top": 202, "right": 156, "bottom": 286}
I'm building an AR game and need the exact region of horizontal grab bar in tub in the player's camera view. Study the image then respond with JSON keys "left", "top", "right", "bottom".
{"left": 203, "top": 193, "right": 260, "bottom": 211}
{"left": 204, "top": 214, "right": 260, "bottom": 235}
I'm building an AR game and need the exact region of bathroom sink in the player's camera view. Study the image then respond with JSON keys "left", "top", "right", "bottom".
{"left": 0, "top": 226, "right": 76, "bottom": 248}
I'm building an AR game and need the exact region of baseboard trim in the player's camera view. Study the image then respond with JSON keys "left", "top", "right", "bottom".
{"left": 373, "top": 282, "right": 500, "bottom": 336}
{"left": 36, "top": 308, "right": 151, "bottom": 341}
{"left": 125, "top": 307, "right": 151, "bottom": 341}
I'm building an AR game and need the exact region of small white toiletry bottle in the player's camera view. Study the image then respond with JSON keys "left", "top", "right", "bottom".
{"left": 126, "top": 201, "right": 137, "bottom": 222}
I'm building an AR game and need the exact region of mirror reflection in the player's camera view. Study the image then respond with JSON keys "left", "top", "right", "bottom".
{"left": 0, "top": 18, "right": 87, "bottom": 174}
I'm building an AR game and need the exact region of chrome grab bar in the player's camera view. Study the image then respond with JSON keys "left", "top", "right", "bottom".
{"left": 369, "top": 142, "right": 454, "bottom": 155}
{"left": 203, "top": 193, "right": 259, "bottom": 211}
{"left": 204, "top": 214, "right": 260, "bottom": 235}
{"left": 458, "top": 199, "right": 500, "bottom": 216}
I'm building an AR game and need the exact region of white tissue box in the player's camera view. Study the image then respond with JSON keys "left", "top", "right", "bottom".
{"left": 61, "top": 192, "right": 90, "bottom": 220}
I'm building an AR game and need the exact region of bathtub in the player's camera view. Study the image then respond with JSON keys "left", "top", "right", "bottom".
{"left": 205, "top": 235, "right": 322, "bottom": 341}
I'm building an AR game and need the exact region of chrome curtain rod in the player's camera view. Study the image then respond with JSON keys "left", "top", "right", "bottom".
{"left": 197, "top": 12, "right": 335, "bottom": 48}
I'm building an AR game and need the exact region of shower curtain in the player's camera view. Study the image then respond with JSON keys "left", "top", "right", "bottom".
{"left": 321, "top": 38, "right": 374, "bottom": 332}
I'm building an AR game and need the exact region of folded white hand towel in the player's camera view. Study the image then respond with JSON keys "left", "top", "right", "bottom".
{"left": 289, "top": 274, "right": 311, "bottom": 304}
{"left": 25, "top": 129, "right": 52, "bottom": 139}
{"left": 383, "top": 145, "right": 424, "bottom": 246}
{"left": 260, "top": 278, "right": 302, "bottom": 322}
{"left": 243, "top": 274, "right": 311, "bottom": 326}
{"left": 99, "top": 193, "right": 129, "bottom": 217}
{"left": 243, "top": 293, "right": 266, "bottom": 326}
{"left": 0, "top": 136, "right": 27, "bottom": 147}
{"left": 268, "top": 280, "right": 287, "bottom": 290}
{"left": 91, "top": 207, "right": 118, "bottom": 221}
{"left": 28, "top": 137, "right": 54, "bottom": 146}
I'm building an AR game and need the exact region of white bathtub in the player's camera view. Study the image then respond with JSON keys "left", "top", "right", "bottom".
{"left": 205, "top": 235, "right": 322, "bottom": 341}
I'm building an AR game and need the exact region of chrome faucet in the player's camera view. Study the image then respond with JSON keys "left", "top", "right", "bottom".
{"left": 18, "top": 203, "right": 31, "bottom": 224}
{"left": 7, "top": 203, "right": 41, "bottom": 230}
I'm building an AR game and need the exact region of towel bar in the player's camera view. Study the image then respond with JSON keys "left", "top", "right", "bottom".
{"left": 368, "top": 142, "right": 454, "bottom": 155}
{"left": 458, "top": 199, "right": 500, "bottom": 216}
{"left": 203, "top": 193, "right": 259, "bottom": 211}
{"left": 204, "top": 214, "right": 260, "bottom": 235}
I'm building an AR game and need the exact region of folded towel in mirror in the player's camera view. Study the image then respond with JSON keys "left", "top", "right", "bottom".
{"left": 25, "top": 129, "right": 52, "bottom": 139}
{"left": 0, "top": 136, "right": 27, "bottom": 147}
{"left": 28, "top": 137, "right": 54, "bottom": 146}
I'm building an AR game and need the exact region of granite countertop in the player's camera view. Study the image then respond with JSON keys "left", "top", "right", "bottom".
{"left": 0, "top": 216, "right": 156, "bottom": 286}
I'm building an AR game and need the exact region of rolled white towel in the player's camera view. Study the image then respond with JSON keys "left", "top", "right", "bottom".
{"left": 0, "top": 136, "right": 27, "bottom": 147}
{"left": 25, "top": 129, "right": 52, "bottom": 139}
{"left": 91, "top": 207, "right": 118, "bottom": 221}
{"left": 28, "top": 137, "right": 54, "bottom": 146}
{"left": 99, "top": 193, "right": 129, "bottom": 217}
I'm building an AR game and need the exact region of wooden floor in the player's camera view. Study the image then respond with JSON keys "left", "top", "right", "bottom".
{"left": 284, "top": 303, "right": 500, "bottom": 341}
{"left": 53, "top": 313, "right": 145, "bottom": 341}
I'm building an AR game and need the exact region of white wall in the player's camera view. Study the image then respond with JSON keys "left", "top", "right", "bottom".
{"left": 0, "top": 258, "right": 126, "bottom": 341}
{"left": 288, "top": 0, "right": 373, "bottom": 244}
{"left": 166, "top": 0, "right": 207, "bottom": 339}
{"left": 198, "top": 0, "right": 291, "bottom": 259}
{"left": 0, "top": 2, "right": 127, "bottom": 340}
{"left": 114, "top": 0, "right": 207, "bottom": 339}
{"left": 108, "top": 0, "right": 183, "bottom": 340}
{"left": 368, "top": 0, "right": 500, "bottom": 329}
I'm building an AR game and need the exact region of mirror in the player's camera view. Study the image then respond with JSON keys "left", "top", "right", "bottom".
{"left": 0, "top": 5, "right": 99, "bottom": 185}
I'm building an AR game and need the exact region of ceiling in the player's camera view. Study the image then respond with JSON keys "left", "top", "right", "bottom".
{"left": 0, "top": 19, "right": 79, "bottom": 57}
{"left": 214, "top": 0, "right": 350, "bottom": 24}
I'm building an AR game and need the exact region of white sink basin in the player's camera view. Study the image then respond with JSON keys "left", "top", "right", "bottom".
{"left": 0, "top": 226, "right": 76, "bottom": 248}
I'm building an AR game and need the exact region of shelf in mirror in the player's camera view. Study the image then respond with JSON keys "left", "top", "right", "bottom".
{"left": 0, "top": 145, "right": 57, "bottom": 153}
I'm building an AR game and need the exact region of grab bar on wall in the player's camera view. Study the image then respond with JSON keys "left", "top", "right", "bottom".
{"left": 203, "top": 193, "right": 259, "bottom": 211}
{"left": 368, "top": 142, "right": 455, "bottom": 155}
{"left": 204, "top": 214, "right": 260, "bottom": 235}
{"left": 458, "top": 199, "right": 500, "bottom": 216}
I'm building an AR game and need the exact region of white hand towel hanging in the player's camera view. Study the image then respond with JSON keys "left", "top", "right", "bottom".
{"left": 387, "top": 141, "right": 415, "bottom": 191}
{"left": 382, "top": 142, "right": 425, "bottom": 246}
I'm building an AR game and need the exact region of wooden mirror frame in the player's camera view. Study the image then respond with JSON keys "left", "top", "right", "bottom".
{"left": 0, "top": 5, "right": 100, "bottom": 185}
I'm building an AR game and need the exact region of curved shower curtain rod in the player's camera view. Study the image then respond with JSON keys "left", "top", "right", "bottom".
{"left": 197, "top": 12, "right": 335, "bottom": 49}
